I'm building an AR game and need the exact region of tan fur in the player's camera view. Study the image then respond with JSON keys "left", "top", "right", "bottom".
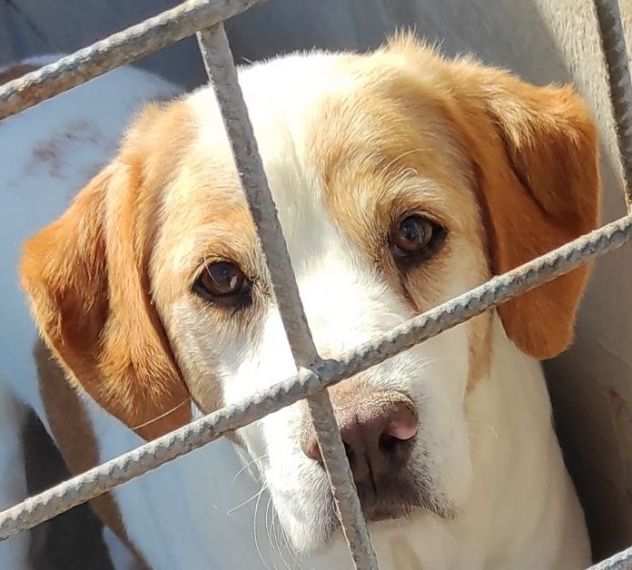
{"left": 308, "top": 49, "right": 494, "bottom": 383}
{"left": 17, "top": 40, "right": 601, "bottom": 568}
{"left": 386, "top": 35, "right": 600, "bottom": 359}
{"left": 21, "top": 101, "right": 196, "bottom": 440}
{"left": 312, "top": 37, "right": 599, "bottom": 364}
{"left": 22, "top": 38, "right": 599, "bottom": 454}
{"left": 450, "top": 66, "right": 600, "bottom": 358}
{"left": 149, "top": 148, "right": 263, "bottom": 413}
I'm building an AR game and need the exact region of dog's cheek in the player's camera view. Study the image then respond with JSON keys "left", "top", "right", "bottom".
{"left": 260, "top": 404, "right": 332, "bottom": 536}
{"left": 404, "top": 328, "right": 473, "bottom": 506}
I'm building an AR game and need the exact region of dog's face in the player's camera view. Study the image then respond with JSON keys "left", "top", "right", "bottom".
{"left": 21, "top": 37, "right": 599, "bottom": 553}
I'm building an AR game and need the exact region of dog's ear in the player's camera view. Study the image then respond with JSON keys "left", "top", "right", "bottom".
{"left": 21, "top": 144, "right": 191, "bottom": 440}
{"left": 443, "top": 58, "right": 601, "bottom": 359}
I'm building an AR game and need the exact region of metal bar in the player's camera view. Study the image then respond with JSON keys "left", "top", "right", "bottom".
{"left": 588, "top": 545, "right": 632, "bottom": 569}
{"left": 0, "top": 0, "right": 263, "bottom": 120}
{"left": 196, "top": 25, "right": 378, "bottom": 569}
{"left": 593, "top": 0, "right": 632, "bottom": 209}
{"left": 2, "top": 212, "right": 631, "bottom": 542}
{"left": 195, "top": 25, "right": 317, "bottom": 364}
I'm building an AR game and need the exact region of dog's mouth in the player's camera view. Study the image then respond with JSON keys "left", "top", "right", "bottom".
{"left": 361, "top": 489, "right": 422, "bottom": 523}
{"left": 315, "top": 472, "right": 450, "bottom": 543}
{"left": 358, "top": 474, "right": 449, "bottom": 522}
{"left": 269, "top": 460, "right": 454, "bottom": 554}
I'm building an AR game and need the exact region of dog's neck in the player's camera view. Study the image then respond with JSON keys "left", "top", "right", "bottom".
{"left": 443, "top": 316, "right": 589, "bottom": 570}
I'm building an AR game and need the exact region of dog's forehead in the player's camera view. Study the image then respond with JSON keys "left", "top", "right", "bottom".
{"left": 186, "top": 51, "right": 366, "bottom": 203}
{"left": 175, "top": 54, "right": 364, "bottom": 258}
{"left": 158, "top": 50, "right": 473, "bottom": 283}
{"left": 186, "top": 50, "right": 461, "bottom": 193}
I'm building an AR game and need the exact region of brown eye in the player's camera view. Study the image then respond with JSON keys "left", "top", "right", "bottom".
{"left": 193, "top": 261, "right": 251, "bottom": 307}
{"left": 390, "top": 214, "right": 445, "bottom": 262}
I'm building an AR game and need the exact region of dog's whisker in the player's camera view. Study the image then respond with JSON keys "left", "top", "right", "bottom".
{"left": 130, "top": 397, "right": 191, "bottom": 431}
{"left": 267, "top": 496, "right": 291, "bottom": 570}
{"left": 253, "top": 484, "right": 272, "bottom": 570}
{"left": 264, "top": 494, "right": 279, "bottom": 570}
{"left": 232, "top": 453, "right": 269, "bottom": 483}
{"left": 227, "top": 484, "right": 266, "bottom": 515}
{"left": 270, "top": 505, "right": 286, "bottom": 570}
{"left": 275, "top": 508, "right": 298, "bottom": 570}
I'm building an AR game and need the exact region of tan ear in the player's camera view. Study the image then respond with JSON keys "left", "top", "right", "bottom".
{"left": 20, "top": 158, "right": 191, "bottom": 440}
{"left": 446, "top": 59, "right": 601, "bottom": 359}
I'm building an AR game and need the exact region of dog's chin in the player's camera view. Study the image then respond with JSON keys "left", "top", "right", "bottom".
{"left": 360, "top": 472, "right": 453, "bottom": 521}
{"left": 280, "top": 477, "right": 451, "bottom": 555}
{"left": 279, "top": 500, "right": 338, "bottom": 554}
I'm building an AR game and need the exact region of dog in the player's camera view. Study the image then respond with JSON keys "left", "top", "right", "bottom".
{"left": 1, "top": 34, "right": 600, "bottom": 569}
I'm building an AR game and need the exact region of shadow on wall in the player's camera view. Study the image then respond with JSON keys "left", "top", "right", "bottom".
{"left": 22, "top": 412, "right": 114, "bottom": 570}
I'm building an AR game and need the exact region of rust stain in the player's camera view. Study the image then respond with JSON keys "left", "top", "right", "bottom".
{"left": 26, "top": 120, "right": 105, "bottom": 179}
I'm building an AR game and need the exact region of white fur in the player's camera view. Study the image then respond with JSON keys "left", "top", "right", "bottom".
{"left": 84, "top": 397, "right": 283, "bottom": 569}
{"left": 62, "top": 320, "right": 590, "bottom": 570}
{"left": 163, "top": 55, "right": 480, "bottom": 554}
{"left": 0, "top": 50, "right": 589, "bottom": 570}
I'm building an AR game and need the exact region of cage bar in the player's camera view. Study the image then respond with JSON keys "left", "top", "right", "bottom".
{"left": 0, "top": 0, "right": 262, "bottom": 120}
{"left": 196, "top": 24, "right": 378, "bottom": 569}
{"left": 593, "top": 0, "right": 632, "bottom": 209}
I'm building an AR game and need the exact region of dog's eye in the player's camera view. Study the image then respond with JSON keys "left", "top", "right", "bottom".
{"left": 193, "top": 261, "right": 251, "bottom": 307}
{"left": 390, "top": 214, "right": 446, "bottom": 263}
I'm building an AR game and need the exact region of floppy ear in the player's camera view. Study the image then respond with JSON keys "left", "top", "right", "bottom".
{"left": 447, "top": 60, "right": 601, "bottom": 359}
{"left": 20, "top": 158, "right": 191, "bottom": 440}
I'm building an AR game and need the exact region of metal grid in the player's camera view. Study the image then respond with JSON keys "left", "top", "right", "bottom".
{"left": 1, "top": 0, "right": 632, "bottom": 568}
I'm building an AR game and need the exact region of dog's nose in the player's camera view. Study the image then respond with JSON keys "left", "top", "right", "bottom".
{"left": 303, "top": 397, "right": 417, "bottom": 485}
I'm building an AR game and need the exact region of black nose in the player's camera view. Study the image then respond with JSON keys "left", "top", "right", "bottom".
{"left": 302, "top": 398, "right": 417, "bottom": 489}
